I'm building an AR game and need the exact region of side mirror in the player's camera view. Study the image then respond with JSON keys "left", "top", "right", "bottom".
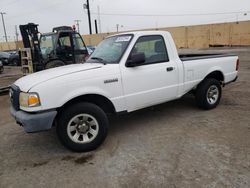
{"left": 126, "top": 52, "right": 145, "bottom": 67}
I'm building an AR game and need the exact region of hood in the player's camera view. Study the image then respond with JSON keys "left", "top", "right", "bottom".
{"left": 15, "top": 63, "right": 102, "bottom": 92}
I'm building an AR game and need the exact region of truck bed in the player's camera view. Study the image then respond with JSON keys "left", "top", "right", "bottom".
{"left": 179, "top": 53, "right": 236, "bottom": 61}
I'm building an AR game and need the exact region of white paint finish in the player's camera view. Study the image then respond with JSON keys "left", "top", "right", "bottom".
{"left": 182, "top": 56, "right": 238, "bottom": 93}
{"left": 120, "top": 61, "right": 179, "bottom": 111}
{"left": 23, "top": 64, "right": 125, "bottom": 112}
{"left": 15, "top": 31, "right": 238, "bottom": 113}
{"left": 118, "top": 31, "right": 180, "bottom": 111}
{"left": 15, "top": 63, "right": 102, "bottom": 92}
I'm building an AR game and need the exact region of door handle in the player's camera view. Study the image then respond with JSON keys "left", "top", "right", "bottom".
{"left": 166, "top": 67, "right": 174, "bottom": 72}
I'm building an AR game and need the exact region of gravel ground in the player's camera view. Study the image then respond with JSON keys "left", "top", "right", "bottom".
{"left": 0, "top": 66, "right": 22, "bottom": 87}
{"left": 0, "top": 47, "right": 249, "bottom": 188}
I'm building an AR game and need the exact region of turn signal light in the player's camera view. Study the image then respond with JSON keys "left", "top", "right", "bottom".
{"left": 28, "top": 95, "right": 40, "bottom": 107}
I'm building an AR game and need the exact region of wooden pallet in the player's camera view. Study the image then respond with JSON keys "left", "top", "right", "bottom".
{"left": 20, "top": 48, "right": 33, "bottom": 75}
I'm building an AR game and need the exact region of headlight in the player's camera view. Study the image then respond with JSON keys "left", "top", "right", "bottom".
{"left": 19, "top": 92, "right": 41, "bottom": 107}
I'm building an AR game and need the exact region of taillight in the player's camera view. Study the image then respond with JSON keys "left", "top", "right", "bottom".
{"left": 236, "top": 59, "right": 240, "bottom": 71}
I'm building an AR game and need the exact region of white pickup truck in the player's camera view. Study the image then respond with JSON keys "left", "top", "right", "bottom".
{"left": 10, "top": 31, "right": 239, "bottom": 152}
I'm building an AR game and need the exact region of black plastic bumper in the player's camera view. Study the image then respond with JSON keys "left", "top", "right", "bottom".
{"left": 10, "top": 106, "right": 57, "bottom": 133}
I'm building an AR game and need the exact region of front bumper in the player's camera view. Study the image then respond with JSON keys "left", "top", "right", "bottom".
{"left": 10, "top": 106, "right": 57, "bottom": 133}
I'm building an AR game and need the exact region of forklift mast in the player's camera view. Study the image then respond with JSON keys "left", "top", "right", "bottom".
{"left": 19, "top": 23, "right": 42, "bottom": 70}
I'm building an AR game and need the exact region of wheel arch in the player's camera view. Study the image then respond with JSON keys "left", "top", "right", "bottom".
{"left": 204, "top": 70, "right": 224, "bottom": 83}
{"left": 193, "top": 70, "right": 224, "bottom": 92}
{"left": 57, "top": 94, "right": 116, "bottom": 115}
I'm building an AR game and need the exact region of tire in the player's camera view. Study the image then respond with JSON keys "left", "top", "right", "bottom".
{"left": 56, "top": 102, "right": 109, "bottom": 152}
{"left": 195, "top": 78, "right": 222, "bottom": 110}
{"left": 0, "top": 67, "right": 3, "bottom": 74}
{"left": 12, "top": 59, "right": 18, "bottom": 66}
{"left": 45, "top": 60, "right": 65, "bottom": 69}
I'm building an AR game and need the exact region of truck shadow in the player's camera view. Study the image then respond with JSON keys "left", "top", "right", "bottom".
{"left": 6, "top": 94, "right": 197, "bottom": 158}
{"left": 108, "top": 93, "right": 198, "bottom": 135}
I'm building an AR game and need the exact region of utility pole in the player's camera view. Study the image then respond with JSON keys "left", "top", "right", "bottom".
{"left": 94, "top": 19, "right": 98, "bottom": 34}
{"left": 83, "top": 0, "right": 92, "bottom": 34}
{"left": 116, "top": 24, "right": 123, "bottom": 32}
{"left": 15, "top": 25, "right": 19, "bottom": 50}
{"left": 236, "top": 14, "right": 239, "bottom": 24}
{"left": 15, "top": 25, "right": 19, "bottom": 42}
{"left": 74, "top": 20, "right": 81, "bottom": 33}
{"left": 0, "top": 12, "right": 8, "bottom": 42}
{"left": 97, "top": 5, "right": 102, "bottom": 33}
{"left": 116, "top": 24, "right": 119, "bottom": 32}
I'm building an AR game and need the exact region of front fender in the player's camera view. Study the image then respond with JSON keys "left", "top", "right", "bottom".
{"left": 59, "top": 86, "right": 111, "bottom": 108}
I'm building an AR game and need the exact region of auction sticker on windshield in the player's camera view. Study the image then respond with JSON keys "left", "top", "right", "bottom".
{"left": 115, "top": 36, "right": 131, "bottom": 42}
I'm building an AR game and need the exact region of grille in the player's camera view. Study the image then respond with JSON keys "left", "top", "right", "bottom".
{"left": 10, "top": 85, "right": 20, "bottom": 111}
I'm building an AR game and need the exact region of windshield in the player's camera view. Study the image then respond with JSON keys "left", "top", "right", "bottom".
{"left": 87, "top": 34, "right": 133, "bottom": 64}
{"left": 40, "top": 34, "right": 57, "bottom": 59}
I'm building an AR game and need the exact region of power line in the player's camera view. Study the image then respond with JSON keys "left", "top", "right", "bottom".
{"left": 208, "top": 15, "right": 239, "bottom": 24}
{"left": 91, "top": 10, "right": 250, "bottom": 17}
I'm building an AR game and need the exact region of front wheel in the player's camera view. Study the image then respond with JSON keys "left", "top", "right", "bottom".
{"left": 45, "top": 60, "right": 65, "bottom": 69}
{"left": 56, "top": 102, "right": 109, "bottom": 152}
{"left": 195, "top": 78, "right": 222, "bottom": 110}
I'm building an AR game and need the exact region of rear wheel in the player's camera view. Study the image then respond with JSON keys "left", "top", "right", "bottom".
{"left": 195, "top": 78, "right": 222, "bottom": 110}
{"left": 56, "top": 102, "right": 109, "bottom": 152}
{"left": 45, "top": 60, "right": 65, "bottom": 69}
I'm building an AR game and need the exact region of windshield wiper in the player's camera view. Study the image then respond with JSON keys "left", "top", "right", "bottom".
{"left": 90, "top": 57, "right": 107, "bottom": 65}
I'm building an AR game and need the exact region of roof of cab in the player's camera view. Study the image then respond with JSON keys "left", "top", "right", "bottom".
{"left": 109, "top": 30, "right": 170, "bottom": 38}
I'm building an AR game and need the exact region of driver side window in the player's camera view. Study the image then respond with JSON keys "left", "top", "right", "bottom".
{"left": 132, "top": 35, "right": 169, "bottom": 65}
{"left": 59, "top": 36, "right": 71, "bottom": 47}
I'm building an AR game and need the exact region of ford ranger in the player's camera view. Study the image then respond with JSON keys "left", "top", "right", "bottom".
{"left": 10, "top": 31, "right": 239, "bottom": 152}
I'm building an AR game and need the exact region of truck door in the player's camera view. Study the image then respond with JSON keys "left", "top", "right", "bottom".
{"left": 72, "top": 33, "right": 88, "bottom": 63}
{"left": 121, "top": 35, "right": 179, "bottom": 111}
